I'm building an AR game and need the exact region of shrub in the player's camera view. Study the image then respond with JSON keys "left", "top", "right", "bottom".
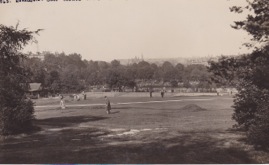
{"left": 247, "top": 97, "right": 269, "bottom": 148}
{"left": 0, "top": 99, "right": 34, "bottom": 135}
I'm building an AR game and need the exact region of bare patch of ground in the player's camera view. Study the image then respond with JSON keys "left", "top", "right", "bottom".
{"left": 180, "top": 104, "right": 207, "bottom": 111}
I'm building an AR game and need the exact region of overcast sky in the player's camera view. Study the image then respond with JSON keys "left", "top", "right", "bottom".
{"left": 0, "top": 0, "right": 252, "bottom": 61}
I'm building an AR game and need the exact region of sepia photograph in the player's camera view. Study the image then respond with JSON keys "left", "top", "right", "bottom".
{"left": 0, "top": 0, "right": 269, "bottom": 163}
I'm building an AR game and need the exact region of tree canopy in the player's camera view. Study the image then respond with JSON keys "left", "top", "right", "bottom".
{"left": 0, "top": 24, "right": 40, "bottom": 135}
{"left": 209, "top": 0, "right": 269, "bottom": 148}
{"left": 231, "top": 0, "right": 269, "bottom": 47}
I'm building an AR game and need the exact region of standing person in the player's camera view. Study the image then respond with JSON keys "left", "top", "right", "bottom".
{"left": 149, "top": 87, "right": 153, "bottom": 98}
{"left": 73, "top": 94, "right": 77, "bottom": 101}
{"left": 161, "top": 89, "right": 164, "bottom": 98}
{"left": 76, "top": 94, "right": 80, "bottom": 101}
{"left": 60, "top": 94, "right": 65, "bottom": 109}
{"left": 104, "top": 96, "right": 111, "bottom": 114}
{"left": 82, "top": 91, "right": 86, "bottom": 100}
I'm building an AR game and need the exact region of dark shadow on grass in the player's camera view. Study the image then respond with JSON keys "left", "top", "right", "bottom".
{"left": 0, "top": 128, "right": 258, "bottom": 164}
{"left": 111, "top": 106, "right": 133, "bottom": 110}
{"left": 79, "top": 106, "right": 104, "bottom": 110}
{"left": 33, "top": 115, "right": 108, "bottom": 127}
{"left": 113, "top": 106, "right": 177, "bottom": 111}
{"left": 87, "top": 134, "right": 257, "bottom": 164}
{"left": 110, "top": 111, "right": 120, "bottom": 114}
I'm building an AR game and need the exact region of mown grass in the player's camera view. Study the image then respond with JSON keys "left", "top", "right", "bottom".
{"left": 1, "top": 95, "right": 268, "bottom": 163}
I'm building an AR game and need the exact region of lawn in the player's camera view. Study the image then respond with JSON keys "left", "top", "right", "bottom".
{"left": 0, "top": 94, "right": 268, "bottom": 163}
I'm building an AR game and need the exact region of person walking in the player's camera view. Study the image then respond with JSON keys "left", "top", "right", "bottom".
{"left": 104, "top": 96, "right": 111, "bottom": 114}
{"left": 60, "top": 94, "right": 65, "bottom": 109}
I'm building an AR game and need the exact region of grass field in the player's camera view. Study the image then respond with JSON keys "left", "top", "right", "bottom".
{"left": 0, "top": 94, "right": 268, "bottom": 163}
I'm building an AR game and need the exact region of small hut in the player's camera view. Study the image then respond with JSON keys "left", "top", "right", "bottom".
{"left": 28, "top": 83, "right": 42, "bottom": 99}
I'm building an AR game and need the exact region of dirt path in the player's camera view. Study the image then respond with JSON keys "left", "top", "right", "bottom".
{"left": 34, "top": 97, "right": 216, "bottom": 109}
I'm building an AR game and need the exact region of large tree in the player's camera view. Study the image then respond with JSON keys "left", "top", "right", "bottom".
{"left": 209, "top": 0, "right": 269, "bottom": 148}
{"left": 0, "top": 24, "right": 40, "bottom": 135}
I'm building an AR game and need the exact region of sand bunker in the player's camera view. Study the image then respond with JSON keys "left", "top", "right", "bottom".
{"left": 180, "top": 104, "right": 206, "bottom": 111}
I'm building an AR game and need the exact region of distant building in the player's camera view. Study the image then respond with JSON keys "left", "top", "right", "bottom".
{"left": 27, "top": 52, "right": 45, "bottom": 60}
{"left": 129, "top": 56, "right": 144, "bottom": 64}
{"left": 185, "top": 56, "right": 219, "bottom": 66}
{"left": 27, "top": 83, "right": 43, "bottom": 99}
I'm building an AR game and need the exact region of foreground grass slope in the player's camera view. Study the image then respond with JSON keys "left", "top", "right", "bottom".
{"left": 0, "top": 95, "right": 268, "bottom": 163}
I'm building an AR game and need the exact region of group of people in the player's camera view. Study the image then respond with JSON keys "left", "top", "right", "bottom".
{"left": 60, "top": 88, "right": 167, "bottom": 114}
{"left": 59, "top": 91, "right": 87, "bottom": 109}
{"left": 59, "top": 91, "right": 111, "bottom": 114}
{"left": 72, "top": 91, "right": 87, "bottom": 101}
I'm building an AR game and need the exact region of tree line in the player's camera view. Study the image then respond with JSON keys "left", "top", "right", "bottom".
{"left": 23, "top": 52, "right": 213, "bottom": 94}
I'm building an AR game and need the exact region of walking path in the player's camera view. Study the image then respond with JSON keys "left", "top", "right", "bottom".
{"left": 34, "top": 98, "right": 217, "bottom": 109}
